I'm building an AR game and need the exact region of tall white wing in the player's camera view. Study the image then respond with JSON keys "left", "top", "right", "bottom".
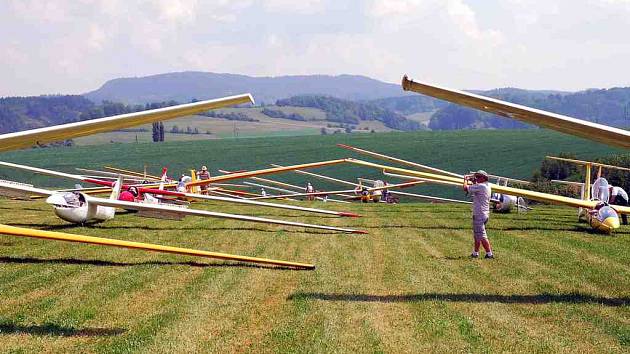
{"left": 85, "top": 196, "right": 365, "bottom": 234}
{"left": 0, "top": 180, "right": 53, "bottom": 199}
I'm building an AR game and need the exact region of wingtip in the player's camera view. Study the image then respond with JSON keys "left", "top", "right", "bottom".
{"left": 296, "top": 264, "right": 316, "bottom": 270}
{"left": 352, "top": 230, "right": 369, "bottom": 235}
{"left": 339, "top": 212, "right": 361, "bottom": 218}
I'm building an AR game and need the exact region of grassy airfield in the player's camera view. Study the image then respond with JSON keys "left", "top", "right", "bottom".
{"left": 0, "top": 199, "right": 628, "bottom": 352}
{"left": 0, "top": 129, "right": 628, "bottom": 352}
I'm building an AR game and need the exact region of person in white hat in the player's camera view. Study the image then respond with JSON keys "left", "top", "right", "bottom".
{"left": 197, "top": 165, "right": 211, "bottom": 194}
{"left": 463, "top": 170, "right": 494, "bottom": 259}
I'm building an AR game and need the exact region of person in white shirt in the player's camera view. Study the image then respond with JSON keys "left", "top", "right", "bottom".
{"left": 463, "top": 170, "right": 494, "bottom": 259}
{"left": 177, "top": 175, "right": 191, "bottom": 193}
{"left": 609, "top": 185, "right": 629, "bottom": 225}
{"left": 305, "top": 182, "right": 315, "bottom": 201}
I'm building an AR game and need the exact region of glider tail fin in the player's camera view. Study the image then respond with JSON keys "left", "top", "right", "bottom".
{"left": 110, "top": 175, "right": 124, "bottom": 200}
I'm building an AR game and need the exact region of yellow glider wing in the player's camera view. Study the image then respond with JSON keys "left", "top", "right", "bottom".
{"left": 0, "top": 94, "right": 254, "bottom": 152}
{"left": 401, "top": 76, "right": 630, "bottom": 149}
{"left": 347, "top": 158, "right": 630, "bottom": 214}
{"left": 0, "top": 223, "right": 313, "bottom": 269}
{"left": 186, "top": 159, "right": 347, "bottom": 187}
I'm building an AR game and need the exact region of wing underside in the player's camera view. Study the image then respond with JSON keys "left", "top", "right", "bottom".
{"left": 402, "top": 76, "right": 630, "bottom": 149}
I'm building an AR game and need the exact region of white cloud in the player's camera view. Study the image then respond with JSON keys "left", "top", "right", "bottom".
{"left": 261, "top": 0, "right": 323, "bottom": 14}
{"left": 367, "top": 0, "right": 504, "bottom": 46}
{"left": 156, "top": 0, "right": 198, "bottom": 23}
{"left": 87, "top": 24, "right": 107, "bottom": 51}
{"left": 446, "top": 0, "right": 504, "bottom": 45}
{"left": 1, "top": 0, "right": 630, "bottom": 96}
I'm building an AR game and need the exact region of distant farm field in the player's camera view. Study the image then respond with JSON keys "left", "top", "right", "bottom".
{"left": 72, "top": 106, "right": 391, "bottom": 146}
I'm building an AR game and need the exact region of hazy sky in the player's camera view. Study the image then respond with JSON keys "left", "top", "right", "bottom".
{"left": 2, "top": 0, "right": 630, "bottom": 97}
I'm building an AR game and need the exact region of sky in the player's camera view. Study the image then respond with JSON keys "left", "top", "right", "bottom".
{"left": 2, "top": 0, "right": 630, "bottom": 97}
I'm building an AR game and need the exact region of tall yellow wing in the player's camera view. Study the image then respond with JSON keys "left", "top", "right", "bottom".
{"left": 0, "top": 94, "right": 254, "bottom": 152}
{"left": 401, "top": 76, "right": 630, "bottom": 149}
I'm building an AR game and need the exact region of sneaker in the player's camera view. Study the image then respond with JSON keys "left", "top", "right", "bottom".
{"left": 484, "top": 254, "right": 494, "bottom": 259}
{"left": 470, "top": 253, "right": 479, "bottom": 258}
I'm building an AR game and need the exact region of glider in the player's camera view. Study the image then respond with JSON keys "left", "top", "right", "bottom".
{"left": 348, "top": 158, "right": 630, "bottom": 234}
{"left": 546, "top": 155, "right": 630, "bottom": 201}
{"left": 0, "top": 161, "right": 361, "bottom": 218}
{"left": 269, "top": 163, "right": 469, "bottom": 204}
{"left": 0, "top": 178, "right": 365, "bottom": 234}
{"left": 401, "top": 75, "right": 630, "bottom": 149}
{"left": 546, "top": 155, "right": 630, "bottom": 219}
{"left": 336, "top": 145, "right": 513, "bottom": 207}
{"left": 250, "top": 180, "right": 436, "bottom": 202}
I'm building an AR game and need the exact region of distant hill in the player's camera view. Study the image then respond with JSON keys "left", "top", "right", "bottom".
{"left": 4, "top": 74, "right": 630, "bottom": 139}
{"left": 84, "top": 72, "right": 409, "bottom": 105}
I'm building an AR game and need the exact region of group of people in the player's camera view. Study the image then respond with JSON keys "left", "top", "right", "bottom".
{"left": 118, "top": 165, "right": 210, "bottom": 202}
{"left": 593, "top": 177, "right": 629, "bottom": 225}
{"left": 466, "top": 170, "right": 630, "bottom": 260}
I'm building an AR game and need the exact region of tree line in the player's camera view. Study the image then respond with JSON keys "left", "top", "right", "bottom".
{"left": 276, "top": 95, "right": 424, "bottom": 131}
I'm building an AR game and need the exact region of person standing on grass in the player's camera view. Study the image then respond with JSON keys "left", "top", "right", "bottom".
{"left": 463, "top": 170, "right": 494, "bottom": 259}
{"left": 609, "top": 185, "right": 629, "bottom": 225}
{"left": 305, "top": 182, "right": 315, "bottom": 201}
{"left": 197, "top": 165, "right": 211, "bottom": 195}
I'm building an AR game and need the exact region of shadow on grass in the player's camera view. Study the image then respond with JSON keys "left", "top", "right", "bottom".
{"left": 4, "top": 223, "right": 341, "bottom": 235}
{"left": 0, "top": 321, "right": 125, "bottom": 337}
{"left": 358, "top": 210, "right": 467, "bottom": 215}
{"left": 573, "top": 225, "right": 630, "bottom": 235}
{"left": 0, "top": 206, "right": 47, "bottom": 212}
{"left": 0, "top": 256, "right": 310, "bottom": 271}
{"left": 288, "top": 292, "right": 629, "bottom": 306}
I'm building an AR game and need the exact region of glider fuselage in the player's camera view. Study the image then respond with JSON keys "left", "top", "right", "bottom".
{"left": 47, "top": 192, "right": 115, "bottom": 224}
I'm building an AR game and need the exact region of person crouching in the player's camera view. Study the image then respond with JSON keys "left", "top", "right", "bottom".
{"left": 463, "top": 170, "right": 494, "bottom": 259}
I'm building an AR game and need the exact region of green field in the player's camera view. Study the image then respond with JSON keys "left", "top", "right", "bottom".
{"left": 72, "top": 107, "right": 393, "bottom": 146}
{"left": 0, "top": 129, "right": 623, "bottom": 199}
{"left": 0, "top": 129, "right": 628, "bottom": 352}
{"left": 0, "top": 199, "right": 628, "bottom": 352}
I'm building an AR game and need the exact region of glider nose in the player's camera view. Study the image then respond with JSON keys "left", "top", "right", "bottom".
{"left": 603, "top": 216, "right": 620, "bottom": 231}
